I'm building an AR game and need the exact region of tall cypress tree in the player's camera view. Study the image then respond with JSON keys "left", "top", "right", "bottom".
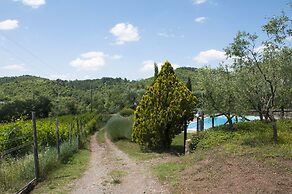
{"left": 154, "top": 62, "right": 158, "bottom": 81}
{"left": 186, "top": 77, "right": 192, "bottom": 91}
{"left": 132, "top": 61, "right": 196, "bottom": 149}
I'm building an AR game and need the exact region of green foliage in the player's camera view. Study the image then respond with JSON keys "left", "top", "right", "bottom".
{"left": 109, "top": 170, "right": 128, "bottom": 184}
{"left": 119, "top": 107, "right": 134, "bottom": 117}
{"left": 224, "top": 14, "right": 292, "bottom": 119}
{"left": 186, "top": 77, "right": 192, "bottom": 92}
{"left": 30, "top": 149, "right": 90, "bottom": 194}
{"left": 132, "top": 61, "right": 196, "bottom": 149}
{"left": 203, "top": 66, "right": 243, "bottom": 129}
{"left": 114, "top": 140, "right": 159, "bottom": 160}
{"left": 190, "top": 119, "right": 292, "bottom": 152}
{"left": 154, "top": 62, "right": 159, "bottom": 81}
{"left": 0, "top": 113, "right": 106, "bottom": 156}
{"left": 120, "top": 107, "right": 134, "bottom": 117}
{"left": 106, "top": 115, "right": 133, "bottom": 141}
{"left": 0, "top": 75, "right": 148, "bottom": 118}
{"left": 189, "top": 132, "right": 205, "bottom": 150}
{"left": 0, "top": 96, "right": 52, "bottom": 123}
{"left": 0, "top": 139, "right": 80, "bottom": 193}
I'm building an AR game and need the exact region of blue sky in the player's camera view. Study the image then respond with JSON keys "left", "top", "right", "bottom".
{"left": 0, "top": 0, "right": 291, "bottom": 80}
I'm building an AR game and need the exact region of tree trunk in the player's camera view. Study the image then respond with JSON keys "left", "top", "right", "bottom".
{"left": 227, "top": 115, "right": 233, "bottom": 130}
{"left": 272, "top": 119, "right": 278, "bottom": 144}
{"left": 259, "top": 111, "right": 264, "bottom": 121}
{"left": 270, "top": 111, "right": 278, "bottom": 144}
{"left": 257, "top": 105, "right": 264, "bottom": 121}
{"left": 163, "top": 128, "right": 171, "bottom": 149}
{"left": 280, "top": 106, "right": 285, "bottom": 119}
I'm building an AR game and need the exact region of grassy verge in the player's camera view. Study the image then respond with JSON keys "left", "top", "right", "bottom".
{"left": 106, "top": 114, "right": 133, "bottom": 141}
{"left": 112, "top": 119, "right": 292, "bottom": 193}
{"left": 0, "top": 139, "right": 81, "bottom": 193}
{"left": 96, "top": 128, "right": 106, "bottom": 144}
{"left": 151, "top": 119, "right": 292, "bottom": 192}
{"left": 31, "top": 149, "right": 90, "bottom": 194}
{"left": 108, "top": 170, "right": 128, "bottom": 184}
{"left": 115, "top": 140, "right": 160, "bottom": 160}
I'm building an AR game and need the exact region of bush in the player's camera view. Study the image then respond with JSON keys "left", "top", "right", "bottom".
{"left": 132, "top": 62, "right": 196, "bottom": 150}
{"left": 87, "top": 118, "right": 97, "bottom": 134}
{"left": 189, "top": 132, "right": 205, "bottom": 151}
{"left": 189, "top": 119, "right": 292, "bottom": 151}
{"left": 60, "top": 140, "right": 78, "bottom": 163}
{"left": 119, "top": 107, "right": 134, "bottom": 117}
{"left": 106, "top": 115, "right": 133, "bottom": 141}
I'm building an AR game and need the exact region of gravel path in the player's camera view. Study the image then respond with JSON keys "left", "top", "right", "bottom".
{"left": 70, "top": 132, "right": 169, "bottom": 194}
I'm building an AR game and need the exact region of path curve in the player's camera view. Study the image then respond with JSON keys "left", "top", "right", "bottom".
{"left": 70, "top": 131, "right": 169, "bottom": 194}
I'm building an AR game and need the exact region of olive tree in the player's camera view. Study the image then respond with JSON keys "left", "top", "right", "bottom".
{"left": 203, "top": 65, "right": 242, "bottom": 130}
{"left": 224, "top": 14, "right": 292, "bottom": 143}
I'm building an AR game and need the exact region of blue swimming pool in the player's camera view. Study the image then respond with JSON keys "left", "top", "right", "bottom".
{"left": 187, "top": 115, "right": 259, "bottom": 132}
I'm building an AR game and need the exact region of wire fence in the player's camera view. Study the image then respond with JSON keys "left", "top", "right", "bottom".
{"left": 0, "top": 112, "right": 85, "bottom": 194}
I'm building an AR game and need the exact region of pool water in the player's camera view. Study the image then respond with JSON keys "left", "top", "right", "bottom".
{"left": 187, "top": 115, "right": 259, "bottom": 132}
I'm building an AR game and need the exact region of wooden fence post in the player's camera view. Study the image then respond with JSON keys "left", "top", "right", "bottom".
{"left": 197, "top": 117, "right": 199, "bottom": 132}
{"left": 201, "top": 112, "right": 204, "bottom": 131}
{"left": 80, "top": 119, "right": 82, "bottom": 137}
{"left": 32, "top": 112, "right": 40, "bottom": 180}
{"left": 69, "top": 121, "right": 72, "bottom": 144}
{"left": 183, "top": 121, "right": 187, "bottom": 154}
{"left": 55, "top": 116, "right": 60, "bottom": 160}
{"left": 212, "top": 114, "right": 215, "bottom": 128}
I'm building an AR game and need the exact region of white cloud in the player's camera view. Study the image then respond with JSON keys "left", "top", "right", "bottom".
{"left": 22, "top": 0, "right": 45, "bottom": 8}
{"left": 48, "top": 73, "right": 72, "bottom": 80}
{"left": 140, "top": 60, "right": 179, "bottom": 72}
{"left": 70, "top": 51, "right": 106, "bottom": 71}
{"left": 112, "top": 54, "right": 123, "bottom": 60}
{"left": 110, "top": 23, "right": 140, "bottom": 45}
{"left": 193, "top": 49, "right": 226, "bottom": 64}
{"left": 2, "top": 64, "right": 28, "bottom": 71}
{"left": 157, "top": 32, "right": 175, "bottom": 38}
{"left": 193, "top": 0, "right": 208, "bottom": 5}
{"left": 254, "top": 45, "right": 266, "bottom": 53}
{"left": 0, "top": 19, "right": 19, "bottom": 30}
{"left": 140, "top": 60, "right": 156, "bottom": 72}
{"left": 195, "top": 17, "right": 206, "bottom": 23}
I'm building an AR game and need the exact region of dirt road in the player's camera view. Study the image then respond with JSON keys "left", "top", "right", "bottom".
{"left": 70, "top": 132, "right": 169, "bottom": 194}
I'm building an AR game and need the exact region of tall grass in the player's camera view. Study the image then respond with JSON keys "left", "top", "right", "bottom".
{"left": 0, "top": 138, "right": 81, "bottom": 193}
{"left": 106, "top": 114, "right": 133, "bottom": 141}
{"left": 190, "top": 119, "right": 292, "bottom": 157}
{"left": 0, "top": 113, "right": 110, "bottom": 193}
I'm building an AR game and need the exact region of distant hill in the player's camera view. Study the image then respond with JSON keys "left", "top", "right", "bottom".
{"left": 0, "top": 66, "right": 205, "bottom": 119}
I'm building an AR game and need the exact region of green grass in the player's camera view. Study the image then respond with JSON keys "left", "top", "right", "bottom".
{"left": 152, "top": 160, "right": 186, "bottom": 188}
{"left": 0, "top": 139, "right": 83, "bottom": 193}
{"left": 108, "top": 170, "right": 128, "bottom": 184}
{"left": 96, "top": 128, "right": 106, "bottom": 144}
{"left": 114, "top": 119, "right": 292, "bottom": 193}
{"left": 189, "top": 119, "right": 292, "bottom": 159}
{"left": 170, "top": 132, "right": 193, "bottom": 153}
{"left": 31, "top": 149, "right": 90, "bottom": 194}
{"left": 106, "top": 114, "right": 133, "bottom": 141}
{"left": 115, "top": 140, "right": 160, "bottom": 160}
{"left": 115, "top": 132, "right": 192, "bottom": 160}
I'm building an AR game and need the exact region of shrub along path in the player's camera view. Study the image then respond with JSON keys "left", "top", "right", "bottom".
{"left": 70, "top": 131, "right": 169, "bottom": 194}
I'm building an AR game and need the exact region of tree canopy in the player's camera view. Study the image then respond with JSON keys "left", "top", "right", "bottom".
{"left": 132, "top": 61, "right": 196, "bottom": 149}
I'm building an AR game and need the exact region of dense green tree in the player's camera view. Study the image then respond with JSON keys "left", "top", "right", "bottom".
{"left": 154, "top": 62, "right": 159, "bottom": 81}
{"left": 186, "top": 77, "right": 192, "bottom": 91}
{"left": 225, "top": 14, "right": 292, "bottom": 143}
{"left": 203, "top": 66, "right": 242, "bottom": 129}
{"left": 132, "top": 61, "right": 196, "bottom": 149}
